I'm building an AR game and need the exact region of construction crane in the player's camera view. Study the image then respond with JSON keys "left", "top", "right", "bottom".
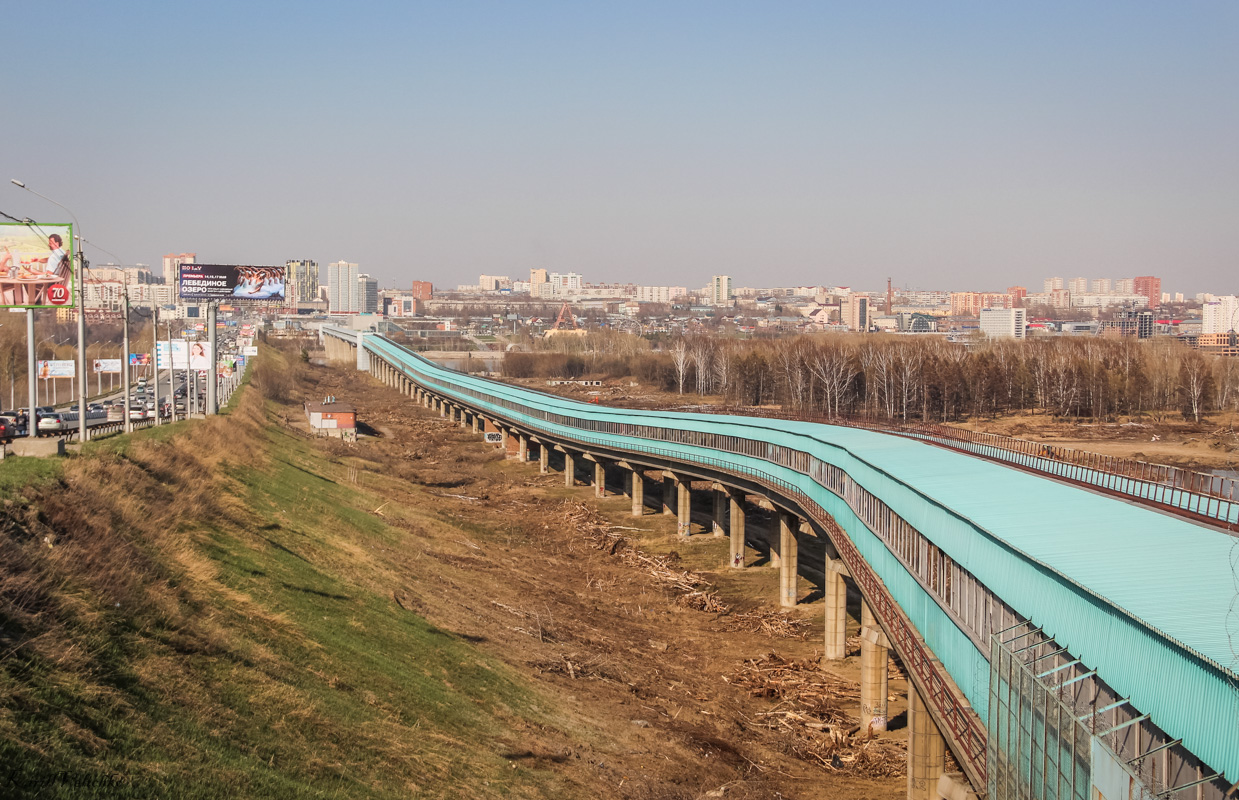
{"left": 545, "top": 302, "right": 587, "bottom": 338}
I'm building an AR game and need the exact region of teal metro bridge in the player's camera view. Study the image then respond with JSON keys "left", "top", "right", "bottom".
{"left": 321, "top": 327, "right": 1237, "bottom": 800}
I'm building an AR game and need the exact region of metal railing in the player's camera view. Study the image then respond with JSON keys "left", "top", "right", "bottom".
{"left": 675, "top": 405, "right": 1239, "bottom": 529}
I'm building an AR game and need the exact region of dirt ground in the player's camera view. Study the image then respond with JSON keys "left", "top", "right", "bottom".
{"left": 499, "top": 376, "right": 1239, "bottom": 475}
{"left": 287, "top": 359, "right": 912, "bottom": 800}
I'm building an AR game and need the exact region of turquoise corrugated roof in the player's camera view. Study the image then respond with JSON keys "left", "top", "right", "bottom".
{"left": 361, "top": 334, "right": 1239, "bottom": 781}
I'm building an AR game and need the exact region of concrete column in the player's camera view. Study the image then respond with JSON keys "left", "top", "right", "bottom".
{"left": 500, "top": 427, "right": 509, "bottom": 455}
{"left": 594, "top": 461, "right": 606, "bottom": 498}
{"left": 438, "top": 399, "right": 446, "bottom": 417}
{"left": 539, "top": 444, "right": 549, "bottom": 474}
{"left": 564, "top": 452, "right": 576, "bottom": 487}
{"left": 472, "top": 414, "right": 480, "bottom": 434}
{"left": 823, "top": 563, "right": 848, "bottom": 661}
{"left": 728, "top": 490, "right": 746, "bottom": 568}
{"left": 459, "top": 409, "right": 468, "bottom": 428}
{"left": 712, "top": 486, "right": 726, "bottom": 537}
{"left": 779, "top": 511, "right": 799, "bottom": 608}
{"left": 676, "top": 480, "right": 691, "bottom": 537}
{"left": 518, "top": 435, "right": 528, "bottom": 463}
{"left": 859, "top": 601, "right": 889, "bottom": 732}
{"left": 907, "top": 686, "right": 947, "bottom": 800}
{"left": 662, "top": 474, "right": 675, "bottom": 515}
{"left": 630, "top": 469, "right": 644, "bottom": 517}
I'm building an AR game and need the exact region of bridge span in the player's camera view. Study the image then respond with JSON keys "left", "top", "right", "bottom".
{"left": 322, "top": 327, "right": 1237, "bottom": 800}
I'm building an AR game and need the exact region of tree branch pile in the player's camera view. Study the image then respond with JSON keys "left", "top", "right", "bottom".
{"left": 725, "top": 652, "right": 907, "bottom": 778}
{"left": 559, "top": 500, "right": 731, "bottom": 614}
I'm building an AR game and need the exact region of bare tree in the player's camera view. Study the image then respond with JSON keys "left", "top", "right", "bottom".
{"left": 670, "top": 338, "right": 690, "bottom": 395}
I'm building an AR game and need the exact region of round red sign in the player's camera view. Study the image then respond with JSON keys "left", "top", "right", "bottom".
{"left": 47, "top": 284, "right": 70, "bottom": 305}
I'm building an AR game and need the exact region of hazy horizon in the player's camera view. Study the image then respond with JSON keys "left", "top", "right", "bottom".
{"left": 4, "top": 1, "right": 1236, "bottom": 297}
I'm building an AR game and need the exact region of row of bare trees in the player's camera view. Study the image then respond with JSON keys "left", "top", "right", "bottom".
{"left": 650, "top": 334, "right": 1235, "bottom": 423}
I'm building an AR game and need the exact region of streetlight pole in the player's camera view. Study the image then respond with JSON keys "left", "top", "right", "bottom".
{"left": 10, "top": 180, "right": 88, "bottom": 442}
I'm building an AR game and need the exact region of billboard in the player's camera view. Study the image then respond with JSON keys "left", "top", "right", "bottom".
{"left": 37, "top": 360, "right": 75, "bottom": 378}
{"left": 178, "top": 264, "right": 286, "bottom": 302}
{"left": 157, "top": 341, "right": 193, "bottom": 370}
{"left": 242, "top": 346, "right": 258, "bottom": 356}
{"left": 0, "top": 223, "right": 75, "bottom": 309}
{"left": 129, "top": 353, "right": 151, "bottom": 366}
{"left": 93, "top": 358, "right": 122, "bottom": 373}
{"left": 188, "top": 341, "right": 211, "bottom": 370}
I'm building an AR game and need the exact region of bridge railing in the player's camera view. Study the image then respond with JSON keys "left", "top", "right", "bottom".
{"left": 675, "top": 405, "right": 1239, "bottom": 528}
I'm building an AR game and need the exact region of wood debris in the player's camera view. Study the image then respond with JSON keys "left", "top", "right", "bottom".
{"left": 716, "top": 610, "right": 813, "bottom": 639}
{"left": 726, "top": 652, "right": 906, "bottom": 778}
{"left": 560, "top": 501, "right": 731, "bottom": 614}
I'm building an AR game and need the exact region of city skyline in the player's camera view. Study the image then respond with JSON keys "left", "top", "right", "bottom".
{"left": 3, "top": 2, "right": 1236, "bottom": 295}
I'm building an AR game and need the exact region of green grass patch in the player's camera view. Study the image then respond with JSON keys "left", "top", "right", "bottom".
{"left": 0, "top": 367, "right": 570, "bottom": 799}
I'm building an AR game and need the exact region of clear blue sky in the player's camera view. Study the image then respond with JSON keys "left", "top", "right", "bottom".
{"left": 4, "top": 1, "right": 1236, "bottom": 296}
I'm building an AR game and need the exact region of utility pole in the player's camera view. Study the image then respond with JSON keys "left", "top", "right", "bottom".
{"left": 25, "top": 310, "right": 35, "bottom": 437}
{"left": 122, "top": 278, "right": 132, "bottom": 433}
{"left": 151, "top": 302, "right": 160, "bottom": 425}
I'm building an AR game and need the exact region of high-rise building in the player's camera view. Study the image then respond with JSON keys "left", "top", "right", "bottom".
{"left": 1202, "top": 296, "right": 1239, "bottom": 334}
{"left": 478, "top": 275, "right": 510, "bottom": 292}
{"left": 1114, "top": 278, "right": 1135, "bottom": 294}
{"left": 1006, "top": 286, "right": 1027, "bottom": 307}
{"left": 410, "top": 281, "right": 433, "bottom": 300}
{"left": 1091, "top": 278, "right": 1112, "bottom": 294}
{"left": 1133, "top": 276, "right": 1161, "bottom": 309}
{"left": 979, "top": 307, "right": 1027, "bottom": 339}
{"left": 327, "top": 261, "right": 359, "bottom": 313}
{"left": 1043, "top": 277, "right": 1064, "bottom": 293}
{"left": 1068, "top": 277, "right": 1089, "bottom": 296}
{"left": 358, "top": 273, "right": 379, "bottom": 314}
{"left": 163, "top": 252, "right": 196, "bottom": 286}
{"left": 529, "top": 268, "right": 548, "bottom": 289}
{"left": 710, "top": 275, "right": 732, "bottom": 306}
{"left": 842, "top": 295, "right": 869, "bottom": 331}
{"left": 286, "top": 259, "right": 319, "bottom": 303}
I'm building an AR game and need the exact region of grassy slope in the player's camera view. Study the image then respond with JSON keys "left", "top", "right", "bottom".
{"left": 0, "top": 352, "right": 571, "bottom": 799}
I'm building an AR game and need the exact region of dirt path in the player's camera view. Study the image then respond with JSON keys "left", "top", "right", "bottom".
{"left": 291, "top": 362, "right": 909, "bottom": 800}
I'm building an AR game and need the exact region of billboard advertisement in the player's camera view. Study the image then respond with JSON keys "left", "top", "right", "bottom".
{"left": 242, "top": 346, "right": 258, "bottom": 356}
{"left": 93, "top": 359, "right": 122, "bottom": 373}
{"left": 37, "top": 360, "right": 75, "bottom": 378}
{"left": 188, "top": 341, "right": 211, "bottom": 371}
{"left": 129, "top": 353, "right": 151, "bottom": 366}
{"left": 0, "top": 223, "right": 75, "bottom": 309}
{"left": 178, "top": 264, "right": 285, "bottom": 302}
{"left": 157, "top": 341, "right": 192, "bottom": 370}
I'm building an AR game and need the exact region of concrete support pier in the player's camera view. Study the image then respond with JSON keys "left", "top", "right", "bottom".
{"left": 859, "top": 601, "right": 890, "bottom": 732}
{"left": 662, "top": 473, "right": 675, "bottom": 515}
{"left": 539, "top": 443, "right": 549, "bottom": 474}
{"left": 712, "top": 485, "right": 726, "bottom": 537}
{"left": 594, "top": 461, "right": 606, "bottom": 498}
{"left": 823, "top": 557, "right": 848, "bottom": 661}
{"left": 728, "top": 490, "right": 746, "bottom": 568}
{"left": 676, "top": 480, "right": 691, "bottom": 537}
{"left": 907, "top": 687, "right": 947, "bottom": 800}
{"left": 630, "top": 468, "right": 644, "bottom": 517}
{"left": 778, "top": 510, "right": 799, "bottom": 607}
{"left": 518, "top": 435, "right": 528, "bottom": 463}
{"left": 564, "top": 452, "right": 576, "bottom": 487}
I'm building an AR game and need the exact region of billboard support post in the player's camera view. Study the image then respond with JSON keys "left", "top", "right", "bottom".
{"left": 122, "top": 282, "right": 132, "bottom": 433}
{"left": 206, "top": 302, "right": 217, "bottom": 415}
{"left": 26, "top": 310, "right": 35, "bottom": 438}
